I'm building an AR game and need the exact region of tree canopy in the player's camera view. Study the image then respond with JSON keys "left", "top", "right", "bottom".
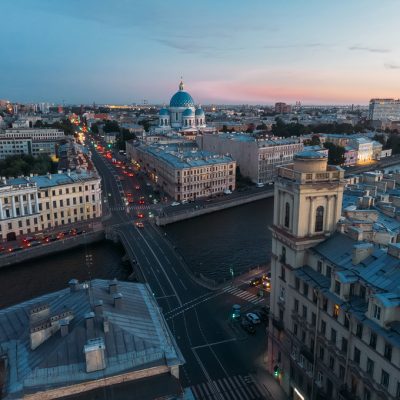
{"left": 323, "top": 142, "right": 345, "bottom": 165}
{"left": 0, "top": 155, "right": 57, "bottom": 178}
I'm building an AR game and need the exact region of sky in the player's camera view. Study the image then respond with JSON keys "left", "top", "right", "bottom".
{"left": 1, "top": 0, "right": 400, "bottom": 105}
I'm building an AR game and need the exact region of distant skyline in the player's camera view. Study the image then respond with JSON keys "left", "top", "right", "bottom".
{"left": 2, "top": 0, "right": 400, "bottom": 105}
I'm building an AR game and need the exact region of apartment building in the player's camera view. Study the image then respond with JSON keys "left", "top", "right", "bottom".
{"left": 0, "top": 170, "right": 102, "bottom": 241}
{"left": 3, "top": 128, "right": 65, "bottom": 140}
{"left": 126, "top": 141, "right": 236, "bottom": 201}
{"left": 197, "top": 132, "right": 303, "bottom": 184}
{"left": 369, "top": 99, "right": 400, "bottom": 121}
{"left": 268, "top": 151, "right": 400, "bottom": 400}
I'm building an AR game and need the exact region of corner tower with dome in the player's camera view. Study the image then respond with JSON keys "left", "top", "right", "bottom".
{"left": 158, "top": 80, "right": 206, "bottom": 132}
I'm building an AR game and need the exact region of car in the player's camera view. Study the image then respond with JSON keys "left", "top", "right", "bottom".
{"left": 76, "top": 230, "right": 86, "bottom": 235}
{"left": 139, "top": 197, "right": 145, "bottom": 205}
{"left": 224, "top": 189, "right": 232, "bottom": 195}
{"left": 135, "top": 222, "right": 144, "bottom": 228}
{"left": 171, "top": 202, "right": 180, "bottom": 206}
{"left": 135, "top": 185, "right": 140, "bottom": 190}
{"left": 250, "top": 276, "right": 263, "bottom": 287}
{"left": 69, "top": 229, "right": 77, "bottom": 235}
{"left": 137, "top": 213, "right": 144, "bottom": 219}
{"left": 254, "top": 310, "right": 269, "bottom": 324}
{"left": 30, "top": 241, "right": 42, "bottom": 247}
{"left": 57, "top": 232, "right": 65, "bottom": 239}
{"left": 128, "top": 173, "right": 134, "bottom": 177}
{"left": 256, "top": 183, "right": 264, "bottom": 188}
{"left": 246, "top": 312, "right": 261, "bottom": 325}
{"left": 181, "top": 199, "right": 188, "bottom": 204}
{"left": 240, "top": 319, "right": 256, "bottom": 334}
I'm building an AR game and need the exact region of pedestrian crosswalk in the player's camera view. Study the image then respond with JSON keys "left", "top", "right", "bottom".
{"left": 109, "top": 205, "right": 153, "bottom": 211}
{"left": 222, "top": 286, "right": 264, "bottom": 306}
{"left": 189, "top": 375, "right": 264, "bottom": 400}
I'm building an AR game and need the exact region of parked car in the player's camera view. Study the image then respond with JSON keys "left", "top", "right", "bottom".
{"left": 246, "top": 312, "right": 261, "bottom": 325}
{"left": 135, "top": 222, "right": 144, "bottom": 228}
{"left": 171, "top": 202, "right": 180, "bottom": 206}
{"left": 240, "top": 319, "right": 256, "bottom": 334}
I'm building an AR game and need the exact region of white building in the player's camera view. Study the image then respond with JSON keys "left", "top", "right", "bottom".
{"left": 0, "top": 171, "right": 102, "bottom": 241}
{"left": 197, "top": 132, "right": 303, "bottom": 184}
{"left": 3, "top": 128, "right": 65, "bottom": 141}
{"left": 156, "top": 80, "right": 206, "bottom": 134}
{"left": 369, "top": 99, "right": 400, "bottom": 121}
{"left": 349, "top": 137, "right": 373, "bottom": 163}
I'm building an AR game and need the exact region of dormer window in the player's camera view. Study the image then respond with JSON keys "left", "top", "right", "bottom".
{"left": 373, "top": 304, "right": 381, "bottom": 320}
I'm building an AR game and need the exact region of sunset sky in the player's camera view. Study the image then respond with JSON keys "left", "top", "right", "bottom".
{"left": 2, "top": 0, "right": 400, "bottom": 105}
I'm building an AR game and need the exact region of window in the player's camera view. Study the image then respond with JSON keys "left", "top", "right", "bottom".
{"left": 293, "top": 323, "right": 298, "bottom": 336}
{"left": 360, "top": 285, "right": 366, "bottom": 300}
{"left": 315, "top": 206, "right": 324, "bottom": 232}
{"left": 339, "top": 365, "right": 345, "bottom": 379}
{"left": 333, "top": 304, "right": 339, "bottom": 319}
{"left": 317, "top": 261, "right": 322, "bottom": 273}
{"left": 302, "top": 305, "right": 307, "bottom": 319}
{"left": 322, "top": 297, "right": 328, "bottom": 311}
{"left": 301, "top": 330, "right": 306, "bottom": 342}
{"left": 342, "top": 338, "right": 348, "bottom": 353}
{"left": 356, "top": 323, "right": 363, "bottom": 339}
{"left": 303, "top": 283, "right": 309, "bottom": 297}
{"left": 326, "top": 266, "right": 332, "bottom": 279}
{"left": 334, "top": 280, "right": 341, "bottom": 295}
{"left": 344, "top": 314, "right": 350, "bottom": 329}
{"left": 312, "top": 290, "right": 318, "bottom": 304}
{"left": 295, "top": 277, "right": 300, "bottom": 290}
{"left": 320, "top": 320, "right": 326, "bottom": 335}
{"left": 384, "top": 343, "right": 392, "bottom": 361}
{"left": 366, "top": 358, "right": 374, "bottom": 377}
{"left": 381, "top": 370, "right": 389, "bottom": 388}
{"left": 294, "top": 299, "right": 299, "bottom": 312}
{"left": 329, "top": 356, "right": 335, "bottom": 370}
{"left": 373, "top": 304, "right": 381, "bottom": 320}
{"left": 281, "top": 246, "right": 286, "bottom": 264}
{"left": 284, "top": 202, "right": 290, "bottom": 228}
{"left": 319, "top": 346, "right": 324, "bottom": 360}
{"left": 354, "top": 347, "right": 360, "bottom": 364}
{"left": 396, "top": 381, "right": 400, "bottom": 398}
{"left": 311, "top": 312, "right": 316, "bottom": 326}
{"left": 363, "top": 388, "right": 371, "bottom": 400}
{"left": 331, "top": 328, "right": 336, "bottom": 344}
{"left": 280, "top": 265, "right": 286, "bottom": 281}
{"left": 369, "top": 332, "right": 377, "bottom": 349}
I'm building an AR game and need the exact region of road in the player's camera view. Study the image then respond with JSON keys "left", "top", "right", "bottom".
{"left": 90, "top": 141, "right": 275, "bottom": 399}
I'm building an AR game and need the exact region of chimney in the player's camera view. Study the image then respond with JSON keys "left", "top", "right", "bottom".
{"left": 352, "top": 243, "right": 374, "bottom": 265}
{"left": 58, "top": 170, "right": 62, "bottom": 174}
{"left": 103, "top": 316, "right": 109, "bottom": 333}
{"left": 85, "top": 311, "right": 95, "bottom": 337}
{"left": 94, "top": 300, "right": 103, "bottom": 317}
{"left": 109, "top": 278, "right": 118, "bottom": 294}
{"left": 113, "top": 293, "right": 123, "bottom": 309}
{"left": 60, "top": 319, "right": 69, "bottom": 337}
{"left": 67, "top": 168, "right": 71, "bottom": 177}
{"left": 84, "top": 338, "right": 106, "bottom": 373}
{"left": 47, "top": 172, "right": 51, "bottom": 180}
{"left": 69, "top": 278, "right": 79, "bottom": 292}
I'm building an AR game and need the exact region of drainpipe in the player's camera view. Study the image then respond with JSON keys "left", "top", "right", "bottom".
{"left": 310, "top": 289, "right": 321, "bottom": 400}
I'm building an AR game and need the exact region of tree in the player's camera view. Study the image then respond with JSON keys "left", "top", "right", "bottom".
{"left": 373, "top": 134, "right": 386, "bottom": 146}
{"left": 386, "top": 133, "right": 400, "bottom": 153}
{"left": 91, "top": 123, "right": 99, "bottom": 134}
{"left": 0, "top": 155, "right": 57, "bottom": 177}
{"left": 103, "top": 120, "right": 120, "bottom": 133}
{"left": 323, "top": 142, "right": 345, "bottom": 165}
{"left": 222, "top": 125, "right": 228, "bottom": 133}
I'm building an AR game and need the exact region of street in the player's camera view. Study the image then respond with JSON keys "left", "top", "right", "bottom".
{"left": 90, "top": 141, "right": 279, "bottom": 399}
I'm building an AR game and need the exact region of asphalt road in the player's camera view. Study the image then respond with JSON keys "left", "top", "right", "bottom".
{"left": 90, "top": 141, "right": 272, "bottom": 398}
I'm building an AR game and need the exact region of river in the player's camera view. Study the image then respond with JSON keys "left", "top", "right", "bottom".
{"left": 163, "top": 197, "right": 274, "bottom": 282}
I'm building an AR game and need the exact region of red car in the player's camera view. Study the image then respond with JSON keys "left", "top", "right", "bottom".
{"left": 137, "top": 213, "right": 144, "bottom": 219}
{"left": 139, "top": 197, "right": 145, "bottom": 205}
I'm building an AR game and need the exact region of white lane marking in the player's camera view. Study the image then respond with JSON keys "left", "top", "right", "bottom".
{"left": 191, "top": 337, "right": 237, "bottom": 350}
{"left": 179, "top": 278, "right": 187, "bottom": 290}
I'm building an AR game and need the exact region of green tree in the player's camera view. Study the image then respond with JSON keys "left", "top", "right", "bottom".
{"left": 103, "top": 120, "right": 120, "bottom": 133}
{"left": 323, "top": 142, "right": 345, "bottom": 165}
{"left": 386, "top": 133, "right": 400, "bottom": 153}
{"left": 373, "top": 134, "right": 386, "bottom": 147}
{"left": 90, "top": 123, "right": 99, "bottom": 134}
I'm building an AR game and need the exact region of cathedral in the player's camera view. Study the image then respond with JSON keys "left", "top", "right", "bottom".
{"left": 158, "top": 80, "right": 206, "bottom": 132}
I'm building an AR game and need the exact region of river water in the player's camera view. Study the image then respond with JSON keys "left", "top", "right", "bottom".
{"left": 0, "top": 197, "right": 274, "bottom": 305}
{"left": 163, "top": 197, "right": 274, "bottom": 281}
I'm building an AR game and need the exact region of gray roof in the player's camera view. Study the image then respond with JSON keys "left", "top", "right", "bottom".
{"left": 0, "top": 279, "right": 184, "bottom": 398}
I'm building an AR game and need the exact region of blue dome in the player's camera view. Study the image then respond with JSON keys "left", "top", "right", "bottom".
{"left": 182, "top": 108, "right": 194, "bottom": 117}
{"left": 170, "top": 91, "right": 195, "bottom": 108}
{"left": 159, "top": 108, "right": 169, "bottom": 116}
{"left": 195, "top": 108, "right": 205, "bottom": 116}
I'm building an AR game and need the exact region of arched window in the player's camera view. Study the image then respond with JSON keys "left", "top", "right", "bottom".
{"left": 160, "top": 119, "right": 163, "bottom": 126}
{"left": 315, "top": 206, "right": 324, "bottom": 232}
{"left": 284, "top": 202, "right": 290, "bottom": 228}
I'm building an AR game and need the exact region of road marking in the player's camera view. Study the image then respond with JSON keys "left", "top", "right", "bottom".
{"left": 179, "top": 278, "right": 187, "bottom": 290}
{"left": 135, "top": 227, "right": 183, "bottom": 306}
{"left": 191, "top": 337, "right": 237, "bottom": 350}
{"left": 156, "top": 294, "right": 177, "bottom": 300}
{"left": 171, "top": 267, "right": 178, "bottom": 275}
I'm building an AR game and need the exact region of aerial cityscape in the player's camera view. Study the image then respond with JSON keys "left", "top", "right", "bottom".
{"left": 1, "top": 1, "right": 400, "bottom": 400}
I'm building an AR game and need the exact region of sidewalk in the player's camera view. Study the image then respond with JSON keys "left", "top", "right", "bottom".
{"left": 250, "top": 366, "right": 289, "bottom": 400}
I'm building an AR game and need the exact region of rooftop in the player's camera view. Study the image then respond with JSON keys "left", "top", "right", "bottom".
{"left": 0, "top": 279, "right": 184, "bottom": 398}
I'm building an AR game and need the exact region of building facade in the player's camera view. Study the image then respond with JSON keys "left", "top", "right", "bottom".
{"left": 126, "top": 142, "right": 236, "bottom": 201}
{"left": 369, "top": 99, "right": 400, "bottom": 121}
{"left": 268, "top": 152, "right": 400, "bottom": 400}
{"left": 3, "top": 128, "right": 65, "bottom": 140}
{"left": 0, "top": 171, "right": 102, "bottom": 241}
{"left": 197, "top": 132, "right": 303, "bottom": 184}
{"left": 157, "top": 80, "right": 206, "bottom": 132}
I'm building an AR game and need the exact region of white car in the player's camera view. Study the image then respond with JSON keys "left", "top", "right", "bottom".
{"left": 256, "top": 183, "right": 264, "bottom": 188}
{"left": 181, "top": 199, "right": 188, "bottom": 204}
{"left": 171, "top": 201, "right": 180, "bottom": 206}
{"left": 246, "top": 312, "right": 261, "bottom": 325}
{"left": 224, "top": 189, "right": 232, "bottom": 195}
